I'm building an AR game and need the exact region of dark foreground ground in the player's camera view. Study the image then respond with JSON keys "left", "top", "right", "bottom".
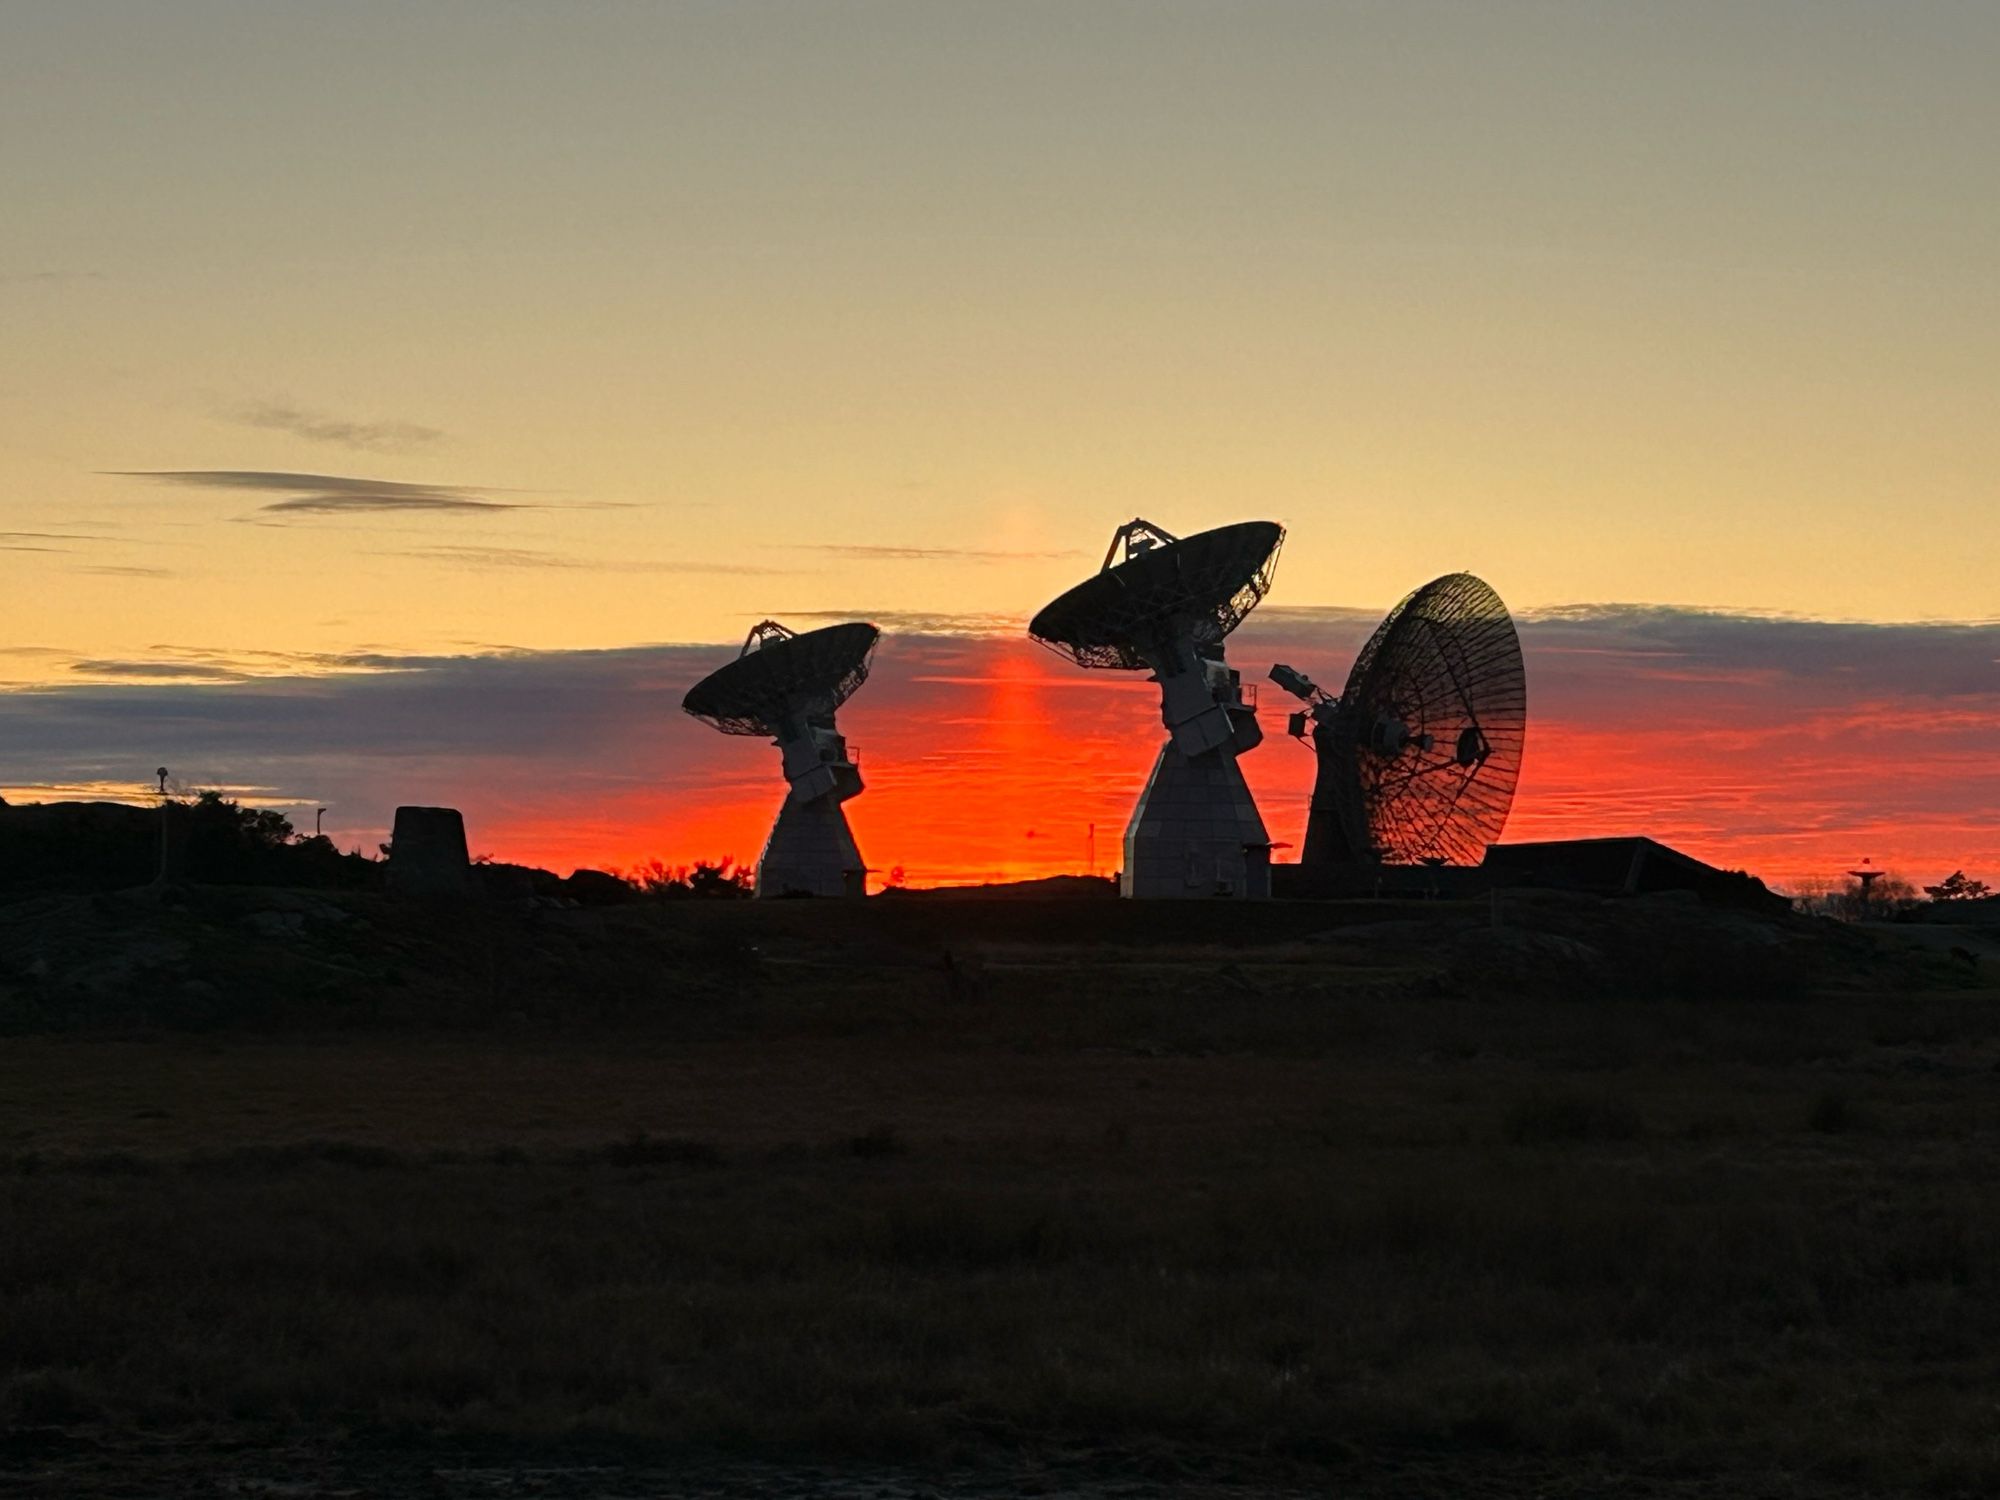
{"left": 2, "top": 887, "right": 1997, "bottom": 1496}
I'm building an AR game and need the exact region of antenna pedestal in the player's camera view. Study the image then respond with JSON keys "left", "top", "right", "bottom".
{"left": 1123, "top": 741, "right": 1272, "bottom": 899}
{"left": 757, "top": 795, "right": 865, "bottom": 898}
{"left": 1302, "top": 715, "right": 1366, "bottom": 865}
{"left": 758, "top": 727, "right": 864, "bottom": 898}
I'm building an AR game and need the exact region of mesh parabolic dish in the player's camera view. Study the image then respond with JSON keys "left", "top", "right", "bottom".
{"left": 681, "top": 621, "right": 879, "bottom": 736}
{"left": 1331, "top": 573, "right": 1526, "bottom": 865}
{"left": 1028, "top": 520, "right": 1284, "bottom": 670}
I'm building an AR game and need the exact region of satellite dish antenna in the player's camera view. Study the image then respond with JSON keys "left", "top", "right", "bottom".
{"left": 1030, "top": 518, "right": 1283, "bottom": 898}
{"left": 1270, "top": 572, "right": 1525, "bottom": 868}
{"left": 682, "top": 619, "right": 878, "bottom": 898}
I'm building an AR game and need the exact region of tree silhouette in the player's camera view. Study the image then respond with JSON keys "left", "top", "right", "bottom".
{"left": 179, "top": 791, "right": 296, "bottom": 883}
{"left": 187, "top": 790, "right": 293, "bottom": 848}
{"left": 1924, "top": 870, "right": 1993, "bottom": 903}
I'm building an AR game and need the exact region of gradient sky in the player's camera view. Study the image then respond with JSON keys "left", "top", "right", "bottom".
{"left": 4, "top": 3, "right": 1995, "bottom": 888}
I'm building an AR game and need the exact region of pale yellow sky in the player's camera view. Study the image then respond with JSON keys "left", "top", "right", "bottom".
{"left": 4, "top": 1, "right": 1996, "bottom": 685}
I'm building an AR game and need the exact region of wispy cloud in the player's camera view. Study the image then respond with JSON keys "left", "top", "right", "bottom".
{"left": 779, "top": 609, "right": 1026, "bottom": 636}
{"left": 48, "top": 645, "right": 459, "bottom": 685}
{"left": 0, "top": 530, "right": 110, "bottom": 553}
{"left": 72, "top": 564, "right": 176, "bottom": 579}
{"left": 68, "top": 659, "right": 254, "bottom": 683}
{"left": 221, "top": 399, "right": 446, "bottom": 454}
{"left": 793, "top": 543, "right": 1083, "bottom": 562}
{"left": 382, "top": 545, "right": 787, "bottom": 575}
{"left": 110, "top": 470, "right": 529, "bottom": 520}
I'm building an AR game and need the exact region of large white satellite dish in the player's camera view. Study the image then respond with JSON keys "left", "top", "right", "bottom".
{"left": 1030, "top": 519, "right": 1284, "bottom": 899}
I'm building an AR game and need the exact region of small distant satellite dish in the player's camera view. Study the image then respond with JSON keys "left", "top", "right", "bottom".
{"left": 1030, "top": 519, "right": 1284, "bottom": 899}
{"left": 682, "top": 620, "right": 878, "bottom": 898}
{"left": 1269, "top": 572, "right": 1526, "bottom": 868}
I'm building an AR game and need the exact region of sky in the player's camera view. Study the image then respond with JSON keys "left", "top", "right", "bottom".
{"left": 3, "top": 2, "right": 1995, "bottom": 889}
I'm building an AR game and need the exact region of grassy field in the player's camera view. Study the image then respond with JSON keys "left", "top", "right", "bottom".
{"left": 2, "top": 892, "right": 1998, "bottom": 1495}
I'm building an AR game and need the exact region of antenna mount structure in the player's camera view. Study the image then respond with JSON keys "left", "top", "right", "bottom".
{"left": 683, "top": 619, "right": 878, "bottom": 897}
{"left": 1030, "top": 518, "right": 1284, "bottom": 898}
{"left": 1269, "top": 572, "right": 1526, "bottom": 869}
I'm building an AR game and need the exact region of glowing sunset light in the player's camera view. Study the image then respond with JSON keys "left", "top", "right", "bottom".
{"left": 291, "top": 606, "right": 1991, "bottom": 896}
{"left": 5, "top": 601, "right": 1992, "bottom": 895}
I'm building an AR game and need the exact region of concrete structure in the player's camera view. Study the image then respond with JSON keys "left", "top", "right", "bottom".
{"left": 1124, "top": 706, "right": 1271, "bottom": 898}
{"left": 760, "top": 795, "right": 866, "bottom": 898}
{"left": 387, "top": 805, "right": 475, "bottom": 897}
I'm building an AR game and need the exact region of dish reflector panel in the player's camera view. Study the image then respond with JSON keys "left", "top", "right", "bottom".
{"left": 1029, "top": 519, "right": 1283, "bottom": 671}
{"left": 1335, "top": 573, "right": 1526, "bottom": 865}
{"left": 682, "top": 620, "right": 879, "bottom": 737}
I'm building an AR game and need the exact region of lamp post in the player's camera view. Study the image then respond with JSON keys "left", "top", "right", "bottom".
{"left": 153, "top": 767, "right": 175, "bottom": 885}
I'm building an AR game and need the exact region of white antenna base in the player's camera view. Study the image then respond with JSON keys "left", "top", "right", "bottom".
{"left": 1122, "top": 741, "right": 1272, "bottom": 900}
{"left": 757, "top": 797, "right": 866, "bottom": 898}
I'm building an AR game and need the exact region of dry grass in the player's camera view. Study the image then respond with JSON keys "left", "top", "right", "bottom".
{"left": 2, "top": 904, "right": 1999, "bottom": 1494}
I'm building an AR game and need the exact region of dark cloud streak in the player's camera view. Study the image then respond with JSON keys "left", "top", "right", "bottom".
{"left": 68, "top": 660, "right": 252, "bottom": 683}
{"left": 1237, "top": 602, "right": 2000, "bottom": 702}
{"left": 222, "top": 400, "right": 445, "bottom": 454}
{"left": 110, "top": 470, "right": 529, "bottom": 520}
{"left": 1518, "top": 604, "right": 2000, "bottom": 700}
{"left": 1, "top": 530, "right": 114, "bottom": 553}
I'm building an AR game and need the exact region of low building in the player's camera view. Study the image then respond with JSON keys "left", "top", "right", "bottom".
{"left": 1480, "top": 837, "right": 1789, "bottom": 914}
